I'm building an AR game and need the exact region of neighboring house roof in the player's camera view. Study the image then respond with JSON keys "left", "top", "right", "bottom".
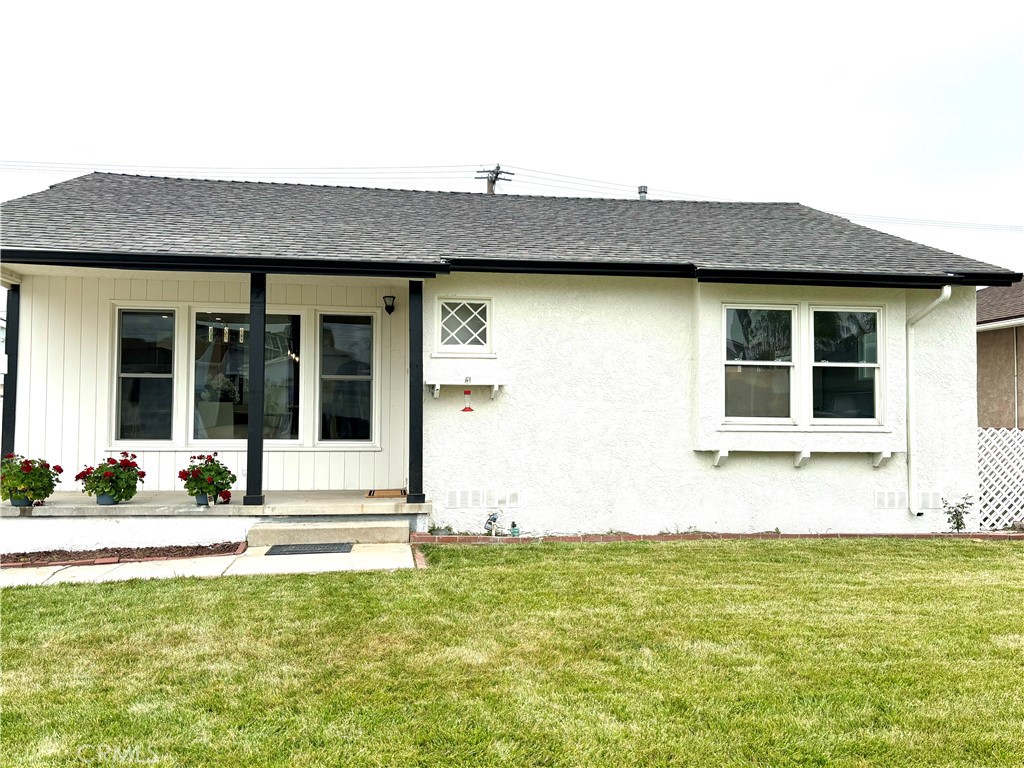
{"left": 977, "top": 282, "right": 1024, "bottom": 325}
{"left": 1, "top": 172, "right": 1020, "bottom": 287}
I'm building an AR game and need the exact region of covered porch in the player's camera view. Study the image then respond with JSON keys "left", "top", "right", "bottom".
{"left": 0, "top": 265, "right": 435, "bottom": 507}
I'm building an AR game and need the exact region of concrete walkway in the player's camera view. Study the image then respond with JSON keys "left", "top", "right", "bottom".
{"left": 0, "top": 544, "right": 414, "bottom": 587}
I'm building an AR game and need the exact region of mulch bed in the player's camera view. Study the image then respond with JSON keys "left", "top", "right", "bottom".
{"left": 1, "top": 541, "right": 246, "bottom": 567}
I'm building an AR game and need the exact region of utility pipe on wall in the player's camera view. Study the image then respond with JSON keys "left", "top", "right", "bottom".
{"left": 905, "top": 285, "right": 952, "bottom": 516}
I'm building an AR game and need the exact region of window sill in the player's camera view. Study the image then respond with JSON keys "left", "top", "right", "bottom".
{"left": 698, "top": 447, "right": 897, "bottom": 469}
{"left": 108, "top": 442, "right": 383, "bottom": 453}
{"left": 717, "top": 424, "right": 891, "bottom": 434}
{"left": 430, "top": 352, "right": 498, "bottom": 359}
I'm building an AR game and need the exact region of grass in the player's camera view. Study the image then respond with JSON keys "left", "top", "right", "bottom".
{"left": 2, "top": 540, "right": 1023, "bottom": 767}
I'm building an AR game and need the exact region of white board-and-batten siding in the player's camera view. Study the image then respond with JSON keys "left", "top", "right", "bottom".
{"left": 13, "top": 272, "right": 409, "bottom": 492}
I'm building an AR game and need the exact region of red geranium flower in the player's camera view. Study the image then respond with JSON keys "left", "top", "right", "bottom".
{"left": 54, "top": 465, "right": 63, "bottom": 474}
{"left": 206, "top": 476, "right": 214, "bottom": 483}
{"left": 219, "top": 490, "right": 231, "bottom": 502}
{"left": 103, "top": 471, "right": 114, "bottom": 478}
{"left": 107, "top": 458, "right": 117, "bottom": 465}
{"left": 178, "top": 470, "right": 188, "bottom": 480}
{"left": 137, "top": 471, "right": 146, "bottom": 478}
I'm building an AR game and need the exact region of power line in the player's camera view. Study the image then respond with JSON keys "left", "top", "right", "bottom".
{"left": 0, "top": 160, "right": 482, "bottom": 173}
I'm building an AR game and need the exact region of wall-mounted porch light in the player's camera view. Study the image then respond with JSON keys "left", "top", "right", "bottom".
{"left": 383, "top": 295, "right": 396, "bottom": 315}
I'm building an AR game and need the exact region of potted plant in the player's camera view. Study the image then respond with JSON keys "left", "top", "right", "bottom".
{"left": 75, "top": 452, "right": 145, "bottom": 504}
{"left": 1, "top": 453, "right": 63, "bottom": 506}
{"left": 178, "top": 453, "right": 236, "bottom": 505}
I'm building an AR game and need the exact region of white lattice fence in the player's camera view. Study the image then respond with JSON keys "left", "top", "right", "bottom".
{"left": 978, "top": 428, "right": 1024, "bottom": 530}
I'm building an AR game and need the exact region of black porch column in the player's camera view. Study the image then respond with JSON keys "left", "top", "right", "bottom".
{"left": 1, "top": 285, "right": 20, "bottom": 458}
{"left": 244, "top": 273, "right": 267, "bottom": 505}
{"left": 407, "top": 281, "right": 426, "bottom": 503}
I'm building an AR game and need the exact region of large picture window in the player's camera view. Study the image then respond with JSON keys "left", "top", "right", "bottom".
{"left": 724, "top": 307, "right": 794, "bottom": 419}
{"left": 193, "top": 312, "right": 300, "bottom": 440}
{"left": 117, "top": 311, "right": 174, "bottom": 440}
{"left": 812, "top": 310, "right": 879, "bottom": 419}
{"left": 320, "top": 315, "right": 373, "bottom": 441}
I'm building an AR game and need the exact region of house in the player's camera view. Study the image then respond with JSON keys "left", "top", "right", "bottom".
{"left": 0, "top": 172, "right": 1020, "bottom": 543}
{"left": 976, "top": 283, "right": 1024, "bottom": 429}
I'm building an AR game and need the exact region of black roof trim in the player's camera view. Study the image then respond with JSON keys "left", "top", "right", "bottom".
{"left": 695, "top": 267, "right": 1023, "bottom": 289}
{"left": 3, "top": 248, "right": 1019, "bottom": 288}
{"left": 445, "top": 257, "right": 696, "bottom": 278}
{"left": 0, "top": 248, "right": 449, "bottom": 278}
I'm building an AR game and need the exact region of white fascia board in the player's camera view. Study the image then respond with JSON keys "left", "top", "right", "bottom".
{"left": 977, "top": 317, "right": 1024, "bottom": 332}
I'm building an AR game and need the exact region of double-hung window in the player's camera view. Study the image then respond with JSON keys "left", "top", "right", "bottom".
{"left": 724, "top": 307, "right": 794, "bottom": 420}
{"left": 320, "top": 315, "right": 373, "bottom": 441}
{"left": 812, "top": 310, "right": 880, "bottom": 421}
{"left": 722, "top": 304, "right": 882, "bottom": 425}
{"left": 117, "top": 310, "right": 175, "bottom": 440}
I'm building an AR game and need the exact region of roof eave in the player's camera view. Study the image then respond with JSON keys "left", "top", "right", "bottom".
{"left": 0, "top": 248, "right": 449, "bottom": 278}
{"left": 695, "top": 267, "right": 1022, "bottom": 289}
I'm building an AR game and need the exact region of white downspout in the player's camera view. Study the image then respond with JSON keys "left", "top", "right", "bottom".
{"left": 1014, "top": 326, "right": 1020, "bottom": 428}
{"left": 905, "top": 285, "right": 953, "bottom": 516}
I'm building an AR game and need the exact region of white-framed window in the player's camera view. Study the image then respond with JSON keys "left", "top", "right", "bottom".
{"left": 722, "top": 303, "right": 883, "bottom": 427}
{"left": 191, "top": 310, "right": 302, "bottom": 441}
{"left": 723, "top": 306, "right": 796, "bottom": 422}
{"left": 437, "top": 298, "right": 491, "bottom": 354}
{"left": 116, "top": 309, "right": 176, "bottom": 440}
{"left": 811, "top": 308, "right": 881, "bottom": 423}
{"left": 319, "top": 313, "right": 374, "bottom": 441}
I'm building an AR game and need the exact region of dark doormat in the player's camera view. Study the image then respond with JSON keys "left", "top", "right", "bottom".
{"left": 266, "top": 543, "right": 354, "bottom": 556}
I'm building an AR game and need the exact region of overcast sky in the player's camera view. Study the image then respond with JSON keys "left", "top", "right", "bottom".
{"left": 1, "top": 1, "right": 1021, "bottom": 275}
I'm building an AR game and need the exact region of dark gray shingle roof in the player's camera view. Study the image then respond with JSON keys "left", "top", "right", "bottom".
{"left": 1, "top": 172, "right": 1018, "bottom": 282}
{"left": 977, "top": 282, "right": 1024, "bottom": 324}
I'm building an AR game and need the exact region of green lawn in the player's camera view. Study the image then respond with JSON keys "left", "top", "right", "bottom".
{"left": 2, "top": 540, "right": 1023, "bottom": 767}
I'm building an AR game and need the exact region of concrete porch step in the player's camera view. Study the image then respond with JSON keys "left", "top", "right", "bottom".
{"left": 247, "top": 520, "right": 410, "bottom": 547}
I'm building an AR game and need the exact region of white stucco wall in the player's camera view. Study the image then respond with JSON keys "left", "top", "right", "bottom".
{"left": 422, "top": 274, "right": 979, "bottom": 534}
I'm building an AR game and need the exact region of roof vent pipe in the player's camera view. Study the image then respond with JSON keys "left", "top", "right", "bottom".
{"left": 638, "top": 185, "right": 648, "bottom": 201}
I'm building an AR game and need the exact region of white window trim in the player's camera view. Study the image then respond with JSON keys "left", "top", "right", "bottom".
{"left": 433, "top": 297, "right": 495, "bottom": 357}
{"left": 808, "top": 305, "right": 884, "bottom": 427}
{"left": 313, "top": 308, "right": 383, "bottom": 449}
{"left": 111, "top": 305, "right": 178, "bottom": 445}
{"left": 107, "top": 300, "right": 384, "bottom": 453}
{"left": 186, "top": 303, "right": 308, "bottom": 449}
{"left": 720, "top": 302, "right": 885, "bottom": 429}
{"left": 721, "top": 304, "right": 798, "bottom": 426}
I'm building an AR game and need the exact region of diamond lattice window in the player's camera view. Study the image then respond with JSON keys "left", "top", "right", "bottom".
{"left": 440, "top": 301, "right": 489, "bottom": 348}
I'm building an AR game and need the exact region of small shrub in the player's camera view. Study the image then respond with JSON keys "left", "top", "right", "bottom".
{"left": 943, "top": 494, "right": 973, "bottom": 533}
